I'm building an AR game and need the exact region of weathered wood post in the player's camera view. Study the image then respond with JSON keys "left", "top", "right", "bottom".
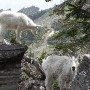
{"left": 0, "top": 44, "right": 27, "bottom": 90}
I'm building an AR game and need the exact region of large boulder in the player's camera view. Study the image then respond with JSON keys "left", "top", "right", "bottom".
{"left": 0, "top": 44, "right": 27, "bottom": 90}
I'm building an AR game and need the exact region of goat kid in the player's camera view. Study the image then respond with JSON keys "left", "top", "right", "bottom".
{"left": 42, "top": 55, "right": 79, "bottom": 90}
{"left": 0, "top": 11, "right": 41, "bottom": 44}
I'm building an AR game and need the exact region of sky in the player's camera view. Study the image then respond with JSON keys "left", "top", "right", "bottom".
{"left": 0, "top": 0, "right": 64, "bottom": 12}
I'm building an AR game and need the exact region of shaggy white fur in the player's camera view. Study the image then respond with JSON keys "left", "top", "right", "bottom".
{"left": 0, "top": 11, "right": 41, "bottom": 44}
{"left": 42, "top": 55, "right": 79, "bottom": 90}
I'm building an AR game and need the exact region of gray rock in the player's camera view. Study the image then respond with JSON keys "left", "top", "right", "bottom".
{"left": 0, "top": 44, "right": 27, "bottom": 90}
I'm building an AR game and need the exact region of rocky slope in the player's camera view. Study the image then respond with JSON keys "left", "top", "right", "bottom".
{"left": 18, "top": 5, "right": 61, "bottom": 29}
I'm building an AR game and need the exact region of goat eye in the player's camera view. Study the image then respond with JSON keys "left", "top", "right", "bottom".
{"left": 72, "top": 66, "right": 75, "bottom": 71}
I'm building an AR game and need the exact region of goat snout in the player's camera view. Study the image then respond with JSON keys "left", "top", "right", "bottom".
{"left": 72, "top": 66, "right": 75, "bottom": 71}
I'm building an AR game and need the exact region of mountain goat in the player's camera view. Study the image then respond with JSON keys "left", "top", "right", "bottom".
{"left": 42, "top": 55, "right": 79, "bottom": 90}
{"left": 0, "top": 11, "right": 41, "bottom": 44}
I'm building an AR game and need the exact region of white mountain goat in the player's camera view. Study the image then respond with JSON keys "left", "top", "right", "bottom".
{"left": 42, "top": 55, "right": 79, "bottom": 90}
{"left": 0, "top": 11, "right": 41, "bottom": 44}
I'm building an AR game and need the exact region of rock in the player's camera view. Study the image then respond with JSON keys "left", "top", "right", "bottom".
{"left": 0, "top": 44, "right": 28, "bottom": 90}
{"left": 0, "top": 44, "right": 27, "bottom": 63}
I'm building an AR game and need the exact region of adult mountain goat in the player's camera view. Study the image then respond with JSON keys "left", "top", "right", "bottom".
{"left": 42, "top": 55, "right": 79, "bottom": 90}
{"left": 0, "top": 11, "right": 41, "bottom": 44}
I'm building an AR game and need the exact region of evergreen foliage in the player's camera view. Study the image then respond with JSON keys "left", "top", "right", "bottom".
{"left": 48, "top": 1, "right": 90, "bottom": 55}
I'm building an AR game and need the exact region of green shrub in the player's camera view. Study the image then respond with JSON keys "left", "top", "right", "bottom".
{"left": 38, "top": 51, "right": 47, "bottom": 64}
{"left": 53, "top": 81, "right": 59, "bottom": 90}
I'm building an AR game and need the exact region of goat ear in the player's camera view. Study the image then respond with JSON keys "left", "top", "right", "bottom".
{"left": 72, "top": 56, "right": 75, "bottom": 60}
{"left": 75, "top": 58, "right": 78, "bottom": 62}
{"left": 72, "top": 56, "right": 78, "bottom": 62}
{"left": 74, "top": 57, "right": 79, "bottom": 66}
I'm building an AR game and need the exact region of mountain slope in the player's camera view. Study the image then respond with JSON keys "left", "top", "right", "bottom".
{"left": 35, "top": 8, "right": 61, "bottom": 29}
{"left": 18, "top": 6, "right": 61, "bottom": 29}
